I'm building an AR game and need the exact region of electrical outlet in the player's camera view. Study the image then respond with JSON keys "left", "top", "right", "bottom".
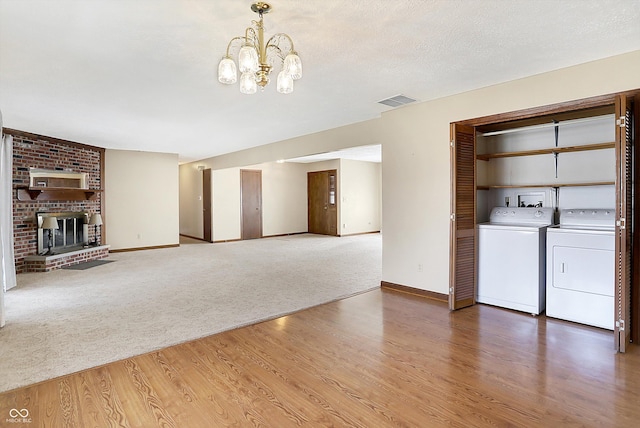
{"left": 418, "top": 264, "right": 423, "bottom": 272}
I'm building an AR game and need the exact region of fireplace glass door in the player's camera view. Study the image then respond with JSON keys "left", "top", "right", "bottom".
{"left": 38, "top": 212, "right": 89, "bottom": 254}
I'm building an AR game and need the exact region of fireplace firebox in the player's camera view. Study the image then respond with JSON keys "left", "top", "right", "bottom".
{"left": 37, "top": 212, "right": 89, "bottom": 255}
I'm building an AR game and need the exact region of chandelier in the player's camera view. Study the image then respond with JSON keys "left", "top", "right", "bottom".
{"left": 217, "top": 2, "right": 302, "bottom": 94}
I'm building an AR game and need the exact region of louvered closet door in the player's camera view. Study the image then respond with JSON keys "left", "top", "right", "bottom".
{"left": 449, "top": 124, "right": 476, "bottom": 310}
{"left": 615, "top": 95, "right": 633, "bottom": 352}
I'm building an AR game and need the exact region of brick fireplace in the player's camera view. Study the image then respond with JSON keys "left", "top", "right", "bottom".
{"left": 6, "top": 129, "right": 106, "bottom": 273}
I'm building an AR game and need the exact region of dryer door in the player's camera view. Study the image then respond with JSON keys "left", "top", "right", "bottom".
{"left": 552, "top": 246, "right": 614, "bottom": 296}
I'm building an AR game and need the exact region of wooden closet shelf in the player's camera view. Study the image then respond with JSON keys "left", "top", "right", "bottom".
{"left": 476, "top": 142, "right": 615, "bottom": 161}
{"left": 17, "top": 187, "right": 103, "bottom": 201}
{"left": 477, "top": 181, "right": 615, "bottom": 190}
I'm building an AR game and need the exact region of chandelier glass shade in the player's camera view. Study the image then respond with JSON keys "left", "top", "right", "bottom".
{"left": 217, "top": 58, "right": 237, "bottom": 84}
{"left": 240, "top": 71, "right": 258, "bottom": 94}
{"left": 276, "top": 70, "right": 293, "bottom": 94}
{"left": 217, "top": 2, "right": 302, "bottom": 94}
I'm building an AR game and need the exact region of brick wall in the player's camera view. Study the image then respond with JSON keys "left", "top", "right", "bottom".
{"left": 7, "top": 130, "right": 104, "bottom": 273}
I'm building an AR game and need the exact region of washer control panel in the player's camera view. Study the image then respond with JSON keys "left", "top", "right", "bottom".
{"left": 489, "top": 207, "right": 554, "bottom": 225}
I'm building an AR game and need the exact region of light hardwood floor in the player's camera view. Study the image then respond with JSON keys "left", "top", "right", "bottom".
{"left": 1, "top": 288, "right": 639, "bottom": 427}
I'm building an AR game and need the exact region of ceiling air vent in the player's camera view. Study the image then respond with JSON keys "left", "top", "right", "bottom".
{"left": 377, "top": 94, "right": 417, "bottom": 108}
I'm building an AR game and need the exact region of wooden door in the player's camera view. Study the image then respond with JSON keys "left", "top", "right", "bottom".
{"left": 633, "top": 97, "right": 640, "bottom": 345}
{"left": 614, "top": 95, "right": 633, "bottom": 352}
{"left": 449, "top": 124, "right": 476, "bottom": 310}
{"left": 308, "top": 170, "right": 338, "bottom": 236}
{"left": 241, "top": 169, "right": 262, "bottom": 240}
{"left": 203, "top": 168, "right": 212, "bottom": 242}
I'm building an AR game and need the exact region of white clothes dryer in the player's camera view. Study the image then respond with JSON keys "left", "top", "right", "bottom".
{"left": 546, "top": 209, "right": 615, "bottom": 330}
{"left": 477, "top": 207, "right": 554, "bottom": 315}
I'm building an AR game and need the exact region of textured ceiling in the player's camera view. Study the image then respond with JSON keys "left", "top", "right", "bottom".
{"left": 1, "top": 0, "right": 639, "bottom": 162}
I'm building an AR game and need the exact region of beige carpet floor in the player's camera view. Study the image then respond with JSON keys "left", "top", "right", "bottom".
{"left": 0, "top": 233, "right": 381, "bottom": 392}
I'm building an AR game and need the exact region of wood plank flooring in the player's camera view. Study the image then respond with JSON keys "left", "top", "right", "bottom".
{"left": 2, "top": 288, "right": 640, "bottom": 427}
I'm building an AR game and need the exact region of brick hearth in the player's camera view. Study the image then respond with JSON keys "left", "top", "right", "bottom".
{"left": 24, "top": 245, "right": 110, "bottom": 273}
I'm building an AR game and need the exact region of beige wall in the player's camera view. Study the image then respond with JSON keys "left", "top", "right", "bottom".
{"left": 105, "top": 149, "right": 179, "bottom": 250}
{"left": 212, "top": 168, "right": 241, "bottom": 241}
{"left": 210, "top": 120, "right": 385, "bottom": 170}
{"left": 179, "top": 163, "right": 204, "bottom": 239}
{"left": 339, "top": 159, "right": 381, "bottom": 235}
{"left": 198, "top": 50, "right": 640, "bottom": 295}
{"left": 260, "top": 162, "right": 308, "bottom": 236}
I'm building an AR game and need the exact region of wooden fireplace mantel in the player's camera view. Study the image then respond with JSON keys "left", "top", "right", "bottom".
{"left": 16, "top": 187, "right": 103, "bottom": 201}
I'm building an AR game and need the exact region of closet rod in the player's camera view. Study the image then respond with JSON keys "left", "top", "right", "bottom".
{"left": 481, "top": 115, "right": 612, "bottom": 137}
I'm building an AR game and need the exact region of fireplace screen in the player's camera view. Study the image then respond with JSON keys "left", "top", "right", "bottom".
{"left": 37, "top": 212, "right": 89, "bottom": 255}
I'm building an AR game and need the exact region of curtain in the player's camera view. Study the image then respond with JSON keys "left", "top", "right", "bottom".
{"left": 1, "top": 112, "right": 17, "bottom": 327}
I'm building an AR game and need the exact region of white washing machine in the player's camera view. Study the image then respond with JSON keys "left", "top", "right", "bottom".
{"left": 477, "top": 207, "right": 554, "bottom": 315}
{"left": 546, "top": 209, "right": 615, "bottom": 330}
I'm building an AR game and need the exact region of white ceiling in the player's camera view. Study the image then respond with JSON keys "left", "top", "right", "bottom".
{"left": 1, "top": 1, "right": 639, "bottom": 163}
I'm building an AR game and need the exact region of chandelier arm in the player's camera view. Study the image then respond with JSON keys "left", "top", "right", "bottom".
{"left": 266, "top": 45, "right": 282, "bottom": 55}
{"left": 245, "top": 27, "right": 258, "bottom": 46}
{"left": 225, "top": 36, "right": 248, "bottom": 56}
{"left": 266, "top": 33, "right": 296, "bottom": 53}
